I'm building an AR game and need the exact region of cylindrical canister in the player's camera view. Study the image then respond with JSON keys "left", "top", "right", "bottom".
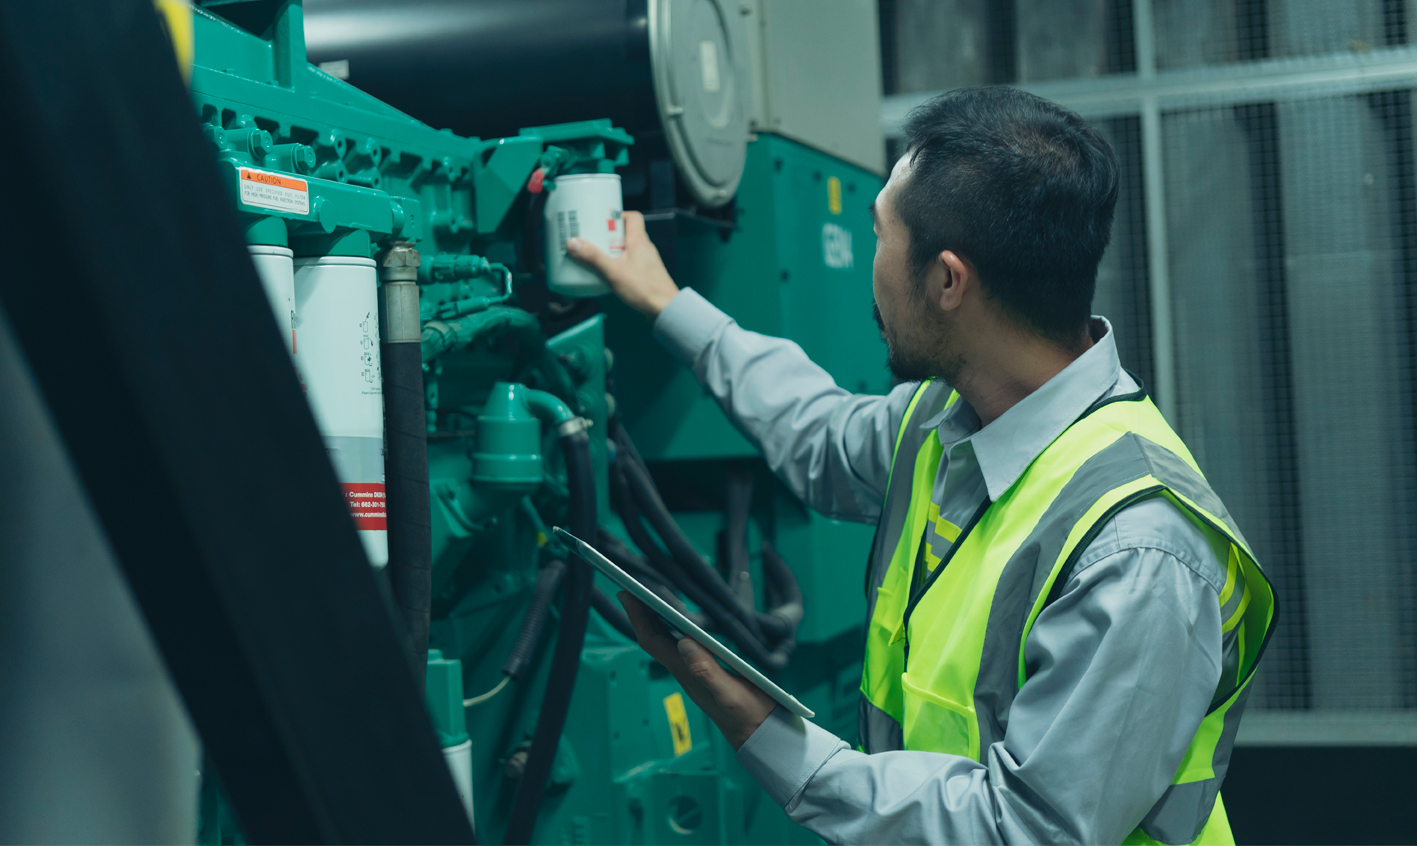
{"left": 543, "top": 173, "right": 623, "bottom": 298}
{"left": 293, "top": 256, "right": 388, "bottom": 568}
{"left": 443, "top": 738, "right": 474, "bottom": 825}
{"left": 248, "top": 245, "right": 296, "bottom": 353}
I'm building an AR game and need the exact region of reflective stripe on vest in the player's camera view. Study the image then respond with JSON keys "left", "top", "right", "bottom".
{"left": 858, "top": 380, "right": 1276, "bottom": 845}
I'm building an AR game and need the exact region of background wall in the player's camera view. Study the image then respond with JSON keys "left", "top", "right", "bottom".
{"left": 880, "top": 2, "right": 1417, "bottom": 842}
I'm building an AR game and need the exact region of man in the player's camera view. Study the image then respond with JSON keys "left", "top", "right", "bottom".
{"left": 567, "top": 87, "right": 1274, "bottom": 845}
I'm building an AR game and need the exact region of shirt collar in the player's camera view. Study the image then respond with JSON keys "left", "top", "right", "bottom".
{"left": 920, "top": 317, "right": 1125, "bottom": 501}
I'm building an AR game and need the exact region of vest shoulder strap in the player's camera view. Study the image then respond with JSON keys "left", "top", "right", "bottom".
{"left": 865, "top": 380, "right": 955, "bottom": 598}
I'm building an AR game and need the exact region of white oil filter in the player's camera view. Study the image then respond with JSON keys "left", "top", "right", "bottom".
{"left": 543, "top": 173, "right": 624, "bottom": 298}
{"left": 292, "top": 255, "right": 388, "bottom": 568}
{"left": 248, "top": 245, "right": 295, "bottom": 354}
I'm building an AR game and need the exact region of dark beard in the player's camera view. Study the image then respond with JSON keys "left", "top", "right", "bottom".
{"left": 874, "top": 301, "right": 943, "bottom": 383}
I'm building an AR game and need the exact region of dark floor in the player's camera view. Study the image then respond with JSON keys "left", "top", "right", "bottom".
{"left": 1225, "top": 746, "right": 1415, "bottom": 845}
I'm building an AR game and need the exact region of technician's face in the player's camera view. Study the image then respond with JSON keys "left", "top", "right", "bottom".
{"left": 871, "top": 156, "right": 937, "bottom": 382}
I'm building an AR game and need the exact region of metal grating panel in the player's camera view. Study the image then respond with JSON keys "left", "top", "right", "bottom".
{"left": 1093, "top": 115, "right": 1155, "bottom": 386}
{"left": 1156, "top": 0, "right": 1410, "bottom": 70}
{"left": 883, "top": 0, "right": 1417, "bottom": 732}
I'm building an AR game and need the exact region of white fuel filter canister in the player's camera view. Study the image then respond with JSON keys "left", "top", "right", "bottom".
{"left": 543, "top": 173, "right": 624, "bottom": 298}
{"left": 248, "top": 245, "right": 296, "bottom": 354}
{"left": 293, "top": 255, "right": 388, "bottom": 568}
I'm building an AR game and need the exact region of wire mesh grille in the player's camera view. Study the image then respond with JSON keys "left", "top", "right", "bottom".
{"left": 1093, "top": 116, "right": 1154, "bottom": 386}
{"left": 1156, "top": 0, "right": 1411, "bottom": 69}
{"left": 1150, "top": 95, "right": 1417, "bottom": 708}
{"left": 884, "top": 0, "right": 1417, "bottom": 713}
{"left": 1120, "top": 17, "right": 1417, "bottom": 713}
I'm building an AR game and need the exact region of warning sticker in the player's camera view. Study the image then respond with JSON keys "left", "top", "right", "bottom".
{"left": 663, "top": 692, "right": 693, "bottom": 757}
{"left": 343, "top": 483, "right": 387, "bottom": 530}
{"left": 239, "top": 167, "right": 310, "bottom": 215}
{"left": 608, "top": 209, "right": 625, "bottom": 255}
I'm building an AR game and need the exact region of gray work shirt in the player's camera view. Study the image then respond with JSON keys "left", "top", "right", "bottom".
{"left": 652, "top": 289, "right": 1235, "bottom": 845}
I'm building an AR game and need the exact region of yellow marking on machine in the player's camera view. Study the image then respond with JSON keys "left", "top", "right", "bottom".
{"left": 663, "top": 692, "right": 693, "bottom": 756}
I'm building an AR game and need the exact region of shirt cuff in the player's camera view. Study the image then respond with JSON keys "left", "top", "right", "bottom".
{"left": 651, "top": 288, "right": 732, "bottom": 368}
{"left": 736, "top": 706, "right": 846, "bottom": 809}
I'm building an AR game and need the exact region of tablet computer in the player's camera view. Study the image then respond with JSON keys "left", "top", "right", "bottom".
{"left": 553, "top": 526, "right": 815, "bottom": 719}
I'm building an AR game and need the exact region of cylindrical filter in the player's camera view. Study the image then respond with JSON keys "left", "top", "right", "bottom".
{"left": 248, "top": 245, "right": 295, "bottom": 353}
{"left": 292, "top": 255, "right": 388, "bottom": 568}
{"left": 442, "top": 738, "right": 474, "bottom": 825}
{"left": 543, "top": 173, "right": 623, "bottom": 298}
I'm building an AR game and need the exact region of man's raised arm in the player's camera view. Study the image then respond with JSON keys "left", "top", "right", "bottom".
{"left": 569, "top": 212, "right": 915, "bottom": 523}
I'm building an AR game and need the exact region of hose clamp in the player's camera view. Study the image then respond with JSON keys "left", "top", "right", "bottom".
{"left": 556, "top": 417, "right": 592, "bottom": 438}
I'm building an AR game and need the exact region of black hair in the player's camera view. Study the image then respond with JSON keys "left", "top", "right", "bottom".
{"left": 895, "top": 87, "right": 1118, "bottom": 346}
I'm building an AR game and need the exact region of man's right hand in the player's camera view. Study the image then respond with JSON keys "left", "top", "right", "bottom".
{"left": 567, "top": 210, "right": 680, "bottom": 319}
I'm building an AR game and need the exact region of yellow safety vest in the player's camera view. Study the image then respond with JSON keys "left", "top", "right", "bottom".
{"left": 859, "top": 380, "right": 1275, "bottom": 845}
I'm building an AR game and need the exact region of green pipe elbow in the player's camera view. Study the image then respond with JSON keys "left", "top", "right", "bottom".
{"left": 471, "top": 382, "right": 587, "bottom": 491}
{"left": 519, "top": 386, "right": 579, "bottom": 433}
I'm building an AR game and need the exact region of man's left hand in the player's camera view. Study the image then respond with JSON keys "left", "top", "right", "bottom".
{"left": 617, "top": 592, "right": 777, "bottom": 750}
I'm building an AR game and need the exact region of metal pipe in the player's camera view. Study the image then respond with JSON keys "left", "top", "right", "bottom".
{"left": 881, "top": 44, "right": 1417, "bottom": 131}
{"left": 1131, "top": 0, "right": 1177, "bottom": 422}
{"left": 1139, "top": 96, "right": 1175, "bottom": 421}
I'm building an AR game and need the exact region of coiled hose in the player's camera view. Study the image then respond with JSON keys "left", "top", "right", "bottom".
{"left": 501, "top": 559, "right": 566, "bottom": 681}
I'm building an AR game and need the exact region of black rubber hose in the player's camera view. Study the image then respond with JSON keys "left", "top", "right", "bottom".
{"left": 609, "top": 464, "right": 730, "bottom": 629}
{"left": 504, "top": 430, "right": 595, "bottom": 846}
{"left": 596, "top": 526, "right": 677, "bottom": 602}
{"left": 615, "top": 437, "right": 767, "bottom": 641}
{"left": 501, "top": 559, "right": 567, "bottom": 680}
{"left": 590, "top": 585, "right": 637, "bottom": 640}
{"left": 382, "top": 340, "right": 433, "bottom": 685}
{"left": 611, "top": 461, "right": 792, "bottom": 672}
{"left": 616, "top": 434, "right": 797, "bottom": 644}
{"left": 761, "top": 541, "right": 804, "bottom": 627}
{"left": 597, "top": 530, "right": 711, "bottom": 631}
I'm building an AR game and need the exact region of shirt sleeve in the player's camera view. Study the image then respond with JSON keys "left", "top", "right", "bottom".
{"left": 653, "top": 288, "right": 917, "bottom": 523}
{"left": 735, "top": 499, "right": 1229, "bottom": 845}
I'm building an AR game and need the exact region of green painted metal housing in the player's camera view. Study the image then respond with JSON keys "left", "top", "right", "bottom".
{"left": 190, "top": 2, "right": 630, "bottom": 258}
{"left": 607, "top": 133, "right": 888, "bottom": 460}
{"left": 605, "top": 132, "right": 889, "bottom": 650}
{"left": 191, "top": 3, "right": 887, "bottom": 844}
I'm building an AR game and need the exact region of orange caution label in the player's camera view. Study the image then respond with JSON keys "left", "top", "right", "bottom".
{"left": 238, "top": 167, "right": 309, "bottom": 215}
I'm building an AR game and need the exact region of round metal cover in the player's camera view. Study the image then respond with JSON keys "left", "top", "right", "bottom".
{"left": 649, "top": 0, "right": 748, "bottom": 208}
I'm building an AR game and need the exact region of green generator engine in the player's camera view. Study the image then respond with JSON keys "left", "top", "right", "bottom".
{"left": 188, "top": 1, "right": 885, "bottom": 843}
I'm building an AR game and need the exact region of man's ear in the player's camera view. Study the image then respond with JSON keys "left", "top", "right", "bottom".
{"left": 935, "top": 250, "right": 973, "bottom": 311}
